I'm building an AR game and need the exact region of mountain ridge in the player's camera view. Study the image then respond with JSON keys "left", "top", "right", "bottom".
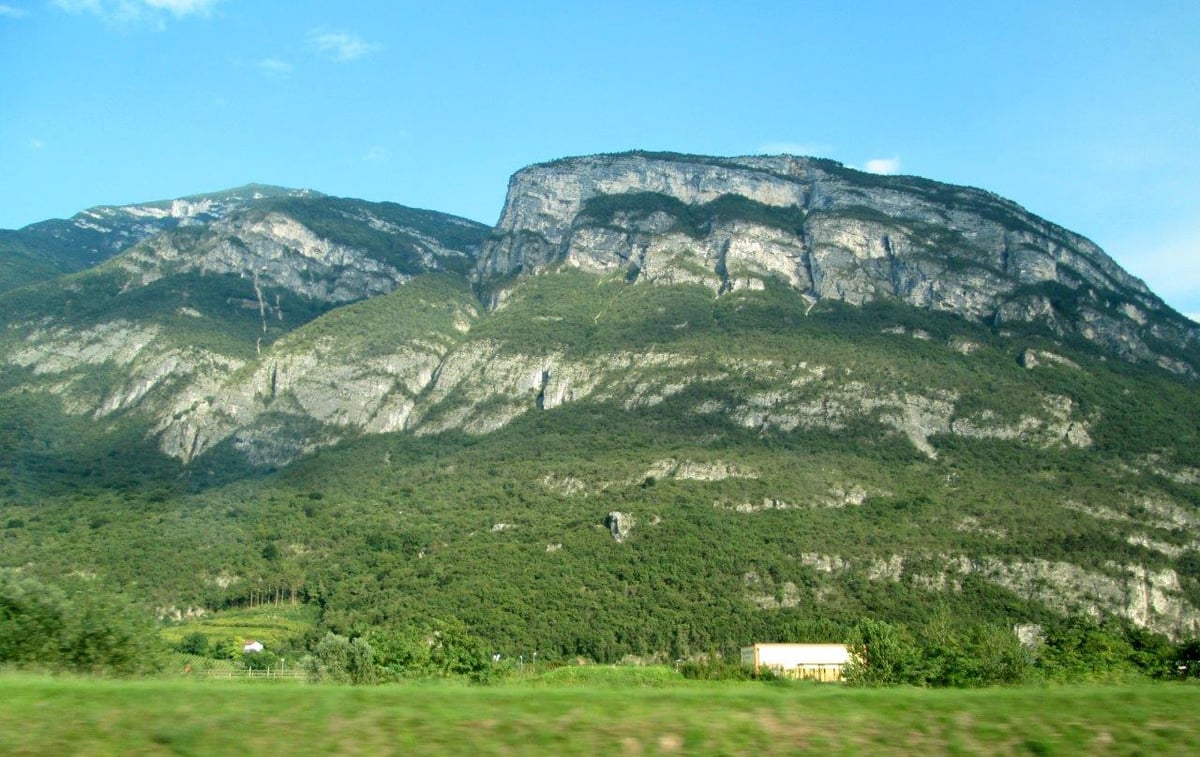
{"left": 480, "top": 152, "right": 1196, "bottom": 376}
{"left": 0, "top": 184, "right": 322, "bottom": 295}
{"left": 2, "top": 154, "right": 1199, "bottom": 653}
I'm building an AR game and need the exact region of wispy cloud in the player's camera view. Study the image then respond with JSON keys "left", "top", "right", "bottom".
{"left": 52, "top": 1, "right": 122, "bottom": 18}
{"left": 310, "top": 28, "right": 380, "bottom": 61}
{"left": 1187, "top": 313, "right": 1200, "bottom": 324}
{"left": 143, "top": 0, "right": 217, "bottom": 15}
{"left": 28, "top": 138, "right": 44, "bottom": 150}
{"left": 52, "top": 0, "right": 218, "bottom": 26}
{"left": 257, "top": 57, "right": 293, "bottom": 77}
{"left": 863, "top": 156, "right": 902, "bottom": 175}
{"left": 363, "top": 146, "right": 390, "bottom": 163}
{"left": 0, "top": 4, "right": 29, "bottom": 18}
{"left": 758, "top": 141, "right": 831, "bottom": 157}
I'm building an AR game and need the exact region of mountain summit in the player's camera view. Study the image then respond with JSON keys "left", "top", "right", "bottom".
{"left": 481, "top": 152, "right": 1197, "bottom": 376}
{"left": 0, "top": 185, "right": 320, "bottom": 294}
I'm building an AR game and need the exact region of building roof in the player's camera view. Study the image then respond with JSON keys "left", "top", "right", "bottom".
{"left": 743, "top": 643, "right": 851, "bottom": 665}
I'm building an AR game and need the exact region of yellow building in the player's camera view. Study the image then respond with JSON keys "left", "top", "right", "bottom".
{"left": 740, "top": 643, "right": 852, "bottom": 682}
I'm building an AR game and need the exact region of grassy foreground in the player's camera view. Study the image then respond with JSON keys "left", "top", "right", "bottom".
{"left": 1, "top": 674, "right": 1198, "bottom": 755}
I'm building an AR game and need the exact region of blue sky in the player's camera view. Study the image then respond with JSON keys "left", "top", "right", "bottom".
{"left": 2, "top": 1, "right": 1198, "bottom": 318}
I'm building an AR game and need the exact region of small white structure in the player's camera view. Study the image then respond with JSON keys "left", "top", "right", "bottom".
{"left": 243, "top": 640, "right": 265, "bottom": 653}
{"left": 740, "top": 643, "right": 852, "bottom": 682}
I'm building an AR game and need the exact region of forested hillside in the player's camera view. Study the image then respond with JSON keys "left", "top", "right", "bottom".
{"left": 2, "top": 155, "right": 1199, "bottom": 674}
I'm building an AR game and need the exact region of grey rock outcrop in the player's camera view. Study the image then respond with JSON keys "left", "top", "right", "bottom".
{"left": 478, "top": 152, "right": 1198, "bottom": 376}
{"left": 605, "top": 511, "right": 634, "bottom": 542}
{"left": 5, "top": 185, "right": 316, "bottom": 284}
{"left": 791, "top": 551, "right": 1200, "bottom": 639}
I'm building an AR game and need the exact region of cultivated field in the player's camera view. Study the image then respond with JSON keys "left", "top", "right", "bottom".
{"left": 2, "top": 672, "right": 1198, "bottom": 755}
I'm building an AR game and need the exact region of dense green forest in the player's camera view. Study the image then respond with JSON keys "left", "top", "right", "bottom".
{"left": 3, "top": 271, "right": 1199, "bottom": 683}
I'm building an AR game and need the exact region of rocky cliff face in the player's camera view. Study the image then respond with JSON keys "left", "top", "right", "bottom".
{"left": 10, "top": 185, "right": 317, "bottom": 277}
{"left": 1, "top": 192, "right": 490, "bottom": 465}
{"left": 479, "top": 152, "right": 1199, "bottom": 376}
{"left": 5, "top": 160, "right": 1194, "bottom": 471}
{"left": 98, "top": 194, "right": 486, "bottom": 304}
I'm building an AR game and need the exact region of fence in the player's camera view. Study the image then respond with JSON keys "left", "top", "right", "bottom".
{"left": 189, "top": 668, "right": 306, "bottom": 680}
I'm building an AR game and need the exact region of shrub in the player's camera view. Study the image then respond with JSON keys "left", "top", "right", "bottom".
{"left": 0, "top": 570, "right": 163, "bottom": 676}
{"left": 303, "top": 632, "right": 376, "bottom": 685}
{"left": 177, "top": 632, "right": 209, "bottom": 656}
{"left": 844, "top": 619, "right": 923, "bottom": 686}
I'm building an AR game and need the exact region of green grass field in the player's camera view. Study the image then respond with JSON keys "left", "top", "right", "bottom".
{"left": 2, "top": 673, "right": 1198, "bottom": 755}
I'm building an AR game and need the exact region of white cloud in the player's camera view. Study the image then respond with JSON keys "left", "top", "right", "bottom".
{"left": 52, "top": 0, "right": 217, "bottom": 25}
{"left": 758, "top": 141, "right": 831, "bottom": 157}
{"left": 143, "top": 0, "right": 217, "bottom": 15}
{"left": 0, "top": 4, "right": 30, "bottom": 17}
{"left": 257, "top": 57, "right": 293, "bottom": 76}
{"left": 863, "top": 157, "right": 902, "bottom": 175}
{"left": 53, "top": 1, "right": 114, "bottom": 14}
{"left": 28, "top": 138, "right": 44, "bottom": 149}
{"left": 311, "top": 29, "right": 380, "bottom": 61}
{"left": 1186, "top": 313, "right": 1200, "bottom": 324}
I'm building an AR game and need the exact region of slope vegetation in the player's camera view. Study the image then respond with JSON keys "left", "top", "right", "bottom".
{"left": 1, "top": 160, "right": 1198, "bottom": 662}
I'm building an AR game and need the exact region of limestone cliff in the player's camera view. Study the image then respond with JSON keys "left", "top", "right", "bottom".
{"left": 1, "top": 185, "right": 316, "bottom": 291}
{"left": 0, "top": 193, "right": 490, "bottom": 466}
{"left": 478, "top": 152, "right": 1199, "bottom": 376}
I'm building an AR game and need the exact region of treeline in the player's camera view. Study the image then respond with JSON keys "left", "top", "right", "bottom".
{"left": 8, "top": 569, "right": 1200, "bottom": 687}
{"left": 841, "top": 616, "right": 1200, "bottom": 686}
{"left": 658, "top": 615, "right": 1200, "bottom": 687}
{"left": 302, "top": 620, "right": 495, "bottom": 684}
{"left": 225, "top": 613, "right": 1200, "bottom": 687}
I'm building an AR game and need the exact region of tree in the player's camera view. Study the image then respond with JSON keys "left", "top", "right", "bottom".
{"left": 367, "top": 627, "right": 433, "bottom": 681}
{"left": 844, "top": 618, "right": 923, "bottom": 686}
{"left": 303, "top": 632, "right": 375, "bottom": 684}
{"left": 63, "top": 590, "right": 161, "bottom": 675}
{"left": 178, "top": 632, "right": 210, "bottom": 656}
{"left": 243, "top": 650, "right": 274, "bottom": 671}
{"left": 1034, "top": 618, "right": 1137, "bottom": 681}
{"left": 1171, "top": 639, "right": 1200, "bottom": 679}
{"left": 212, "top": 636, "right": 242, "bottom": 661}
{"left": 428, "top": 619, "right": 492, "bottom": 682}
{"left": 0, "top": 570, "right": 162, "bottom": 675}
{"left": 0, "top": 570, "right": 70, "bottom": 665}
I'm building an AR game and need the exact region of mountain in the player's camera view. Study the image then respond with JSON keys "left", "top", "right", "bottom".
{"left": 0, "top": 190, "right": 490, "bottom": 469}
{"left": 481, "top": 153, "right": 1198, "bottom": 376}
{"left": 1, "top": 156, "right": 1198, "bottom": 661}
{"left": 0, "top": 185, "right": 315, "bottom": 295}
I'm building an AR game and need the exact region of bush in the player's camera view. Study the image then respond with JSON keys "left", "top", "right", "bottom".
{"left": 845, "top": 619, "right": 923, "bottom": 686}
{"left": 303, "top": 632, "right": 376, "bottom": 685}
{"left": 177, "top": 632, "right": 209, "bottom": 656}
{"left": 677, "top": 649, "right": 755, "bottom": 681}
{"left": 0, "top": 570, "right": 163, "bottom": 675}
